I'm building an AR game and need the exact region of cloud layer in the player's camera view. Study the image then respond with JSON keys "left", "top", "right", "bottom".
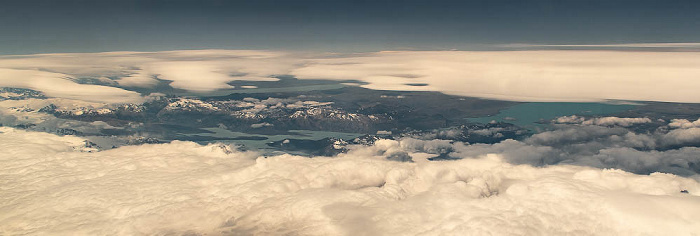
{"left": 1, "top": 127, "right": 699, "bottom": 235}
{"left": 414, "top": 115, "right": 700, "bottom": 177}
{"left": 293, "top": 50, "right": 700, "bottom": 103}
{"left": 0, "top": 50, "right": 295, "bottom": 103}
{"left": 0, "top": 68, "right": 144, "bottom": 104}
{"left": 1, "top": 49, "right": 700, "bottom": 103}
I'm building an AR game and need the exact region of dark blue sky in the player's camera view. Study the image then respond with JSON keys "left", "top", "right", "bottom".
{"left": 1, "top": 0, "right": 699, "bottom": 54}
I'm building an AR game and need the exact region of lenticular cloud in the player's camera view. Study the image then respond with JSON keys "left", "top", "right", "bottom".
{"left": 2, "top": 49, "right": 700, "bottom": 104}
{"left": 1, "top": 127, "right": 699, "bottom": 235}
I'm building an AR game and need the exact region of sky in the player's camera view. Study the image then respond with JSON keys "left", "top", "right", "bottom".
{"left": 2, "top": 0, "right": 700, "bottom": 54}
{"left": 2, "top": 1, "right": 700, "bottom": 234}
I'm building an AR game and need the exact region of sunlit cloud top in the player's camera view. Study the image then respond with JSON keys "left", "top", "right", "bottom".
{"left": 1, "top": 48, "right": 700, "bottom": 103}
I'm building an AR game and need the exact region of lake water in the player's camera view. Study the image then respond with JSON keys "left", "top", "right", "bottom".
{"left": 467, "top": 102, "right": 639, "bottom": 129}
{"left": 190, "top": 128, "right": 362, "bottom": 153}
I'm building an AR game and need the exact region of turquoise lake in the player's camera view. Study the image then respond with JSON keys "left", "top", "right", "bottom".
{"left": 468, "top": 102, "right": 639, "bottom": 129}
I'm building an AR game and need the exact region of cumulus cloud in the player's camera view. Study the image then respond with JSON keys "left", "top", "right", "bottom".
{"left": 669, "top": 118, "right": 700, "bottom": 129}
{"left": 526, "top": 125, "right": 631, "bottom": 147}
{"left": 437, "top": 120, "right": 700, "bottom": 176}
{"left": 555, "top": 115, "right": 652, "bottom": 127}
{"left": 250, "top": 122, "right": 273, "bottom": 128}
{"left": 1, "top": 128, "right": 700, "bottom": 235}
{"left": 470, "top": 127, "right": 506, "bottom": 137}
{"left": 555, "top": 115, "right": 587, "bottom": 124}
{"left": 661, "top": 128, "right": 700, "bottom": 147}
{"left": 457, "top": 136, "right": 700, "bottom": 176}
{"left": 583, "top": 117, "right": 652, "bottom": 127}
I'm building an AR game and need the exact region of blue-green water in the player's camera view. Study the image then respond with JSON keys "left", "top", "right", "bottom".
{"left": 191, "top": 128, "right": 362, "bottom": 153}
{"left": 468, "top": 102, "right": 639, "bottom": 129}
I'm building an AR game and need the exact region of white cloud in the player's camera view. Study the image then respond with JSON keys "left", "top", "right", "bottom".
{"left": 555, "top": 115, "right": 587, "bottom": 124}
{"left": 0, "top": 50, "right": 298, "bottom": 101}
{"left": 669, "top": 118, "right": 700, "bottom": 129}
{"left": 446, "top": 123, "right": 700, "bottom": 176}
{"left": 470, "top": 127, "right": 506, "bottom": 137}
{"left": 250, "top": 122, "right": 273, "bottom": 128}
{"left": 661, "top": 128, "right": 700, "bottom": 146}
{"left": 0, "top": 69, "right": 144, "bottom": 104}
{"left": 583, "top": 117, "right": 652, "bottom": 127}
{"left": 292, "top": 50, "right": 700, "bottom": 103}
{"left": 146, "top": 61, "right": 236, "bottom": 91}
{"left": 505, "top": 42, "right": 700, "bottom": 48}
{"left": 1, "top": 128, "right": 699, "bottom": 235}
{"left": 555, "top": 115, "right": 652, "bottom": 127}
{"left": 526, "top": 125, "right": 630, "bottom": 146}
{"left": 3, "top": 49, "right": 700, "bottom": 103}
{"left": 117, "top": 70, "right": 159, "bottom": 88}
